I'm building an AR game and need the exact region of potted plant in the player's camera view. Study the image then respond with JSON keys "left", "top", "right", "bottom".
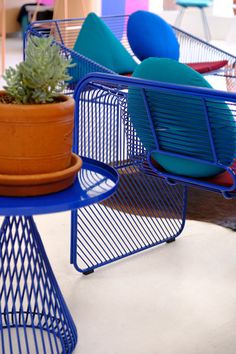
{"left": 0, "top": 35, "right": 82, "bottom": 197}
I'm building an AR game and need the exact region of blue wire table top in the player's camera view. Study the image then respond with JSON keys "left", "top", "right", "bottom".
{"left": 0, "top": 157, "right": 119, "bottom": 216}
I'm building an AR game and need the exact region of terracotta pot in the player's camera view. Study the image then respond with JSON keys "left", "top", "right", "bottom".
{"left": 0, "top": 153, "right": 83, "bottom": 197}
{"left": 0, "top": 91, "right": 75, "bottom": 175}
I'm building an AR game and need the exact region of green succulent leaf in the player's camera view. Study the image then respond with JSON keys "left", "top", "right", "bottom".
{"left": 3, "top": 36, "right": 73, "bottom": 104}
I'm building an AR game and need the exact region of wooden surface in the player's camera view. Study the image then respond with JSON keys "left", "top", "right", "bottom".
{"left": 1, "top": 0, "right": 6, "bottom": 75}
{"left": 53, "top": 0, "right": 97, "bottom": 19}
{"left": 0, "top": 1, "right": 26, "bottom": 34}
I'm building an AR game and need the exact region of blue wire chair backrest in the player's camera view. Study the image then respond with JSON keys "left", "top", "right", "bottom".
{"left": 128, "top": 80, "right": 235, "bottom": 166}
{"left": 74, "top": 73, "right": 236, "bottom": 197}
{"left": 26, "top": 14, "right": 236, "bottom": 94}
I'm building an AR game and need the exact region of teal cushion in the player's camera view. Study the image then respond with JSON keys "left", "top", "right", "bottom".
{"left": 176, "top": 0, "right": 212, "bottom": 7}
{"left": 73, "top": 12, "right": 137, "bottom": 74}
{"left": 128, "top": 58, "right": 235, "bottom": 178}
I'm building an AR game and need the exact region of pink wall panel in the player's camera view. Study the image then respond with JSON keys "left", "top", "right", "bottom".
{"left": 125, "top": 0, "right": 149, "bottom": 14}
{"left": 40, "top": 0, "right": 54, "bottom": 4}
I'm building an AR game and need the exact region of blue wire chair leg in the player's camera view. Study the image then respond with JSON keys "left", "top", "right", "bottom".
{"left": 71, "top": 166, "right": 187, "bottom": 274}
{"left": 0, "top": 216, "right": 77, "bottom": 354}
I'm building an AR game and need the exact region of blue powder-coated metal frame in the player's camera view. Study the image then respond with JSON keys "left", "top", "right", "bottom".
{"left": 0, "top": 159, "right": 119, "bottom": 353}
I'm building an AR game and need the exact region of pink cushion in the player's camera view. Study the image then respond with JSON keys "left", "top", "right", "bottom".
{"left": 40, "top": 0, "right": 54, "bottom": 5}
{"left": 122, "top": 60, "right": 228, "bottom": 77}
{"left": 206, "top": 160, "right": 236, "bottom": 186}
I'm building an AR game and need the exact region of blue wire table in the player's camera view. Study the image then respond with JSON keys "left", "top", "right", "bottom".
{"left": 0, "top": 157, "right": 119, "bottom": 354}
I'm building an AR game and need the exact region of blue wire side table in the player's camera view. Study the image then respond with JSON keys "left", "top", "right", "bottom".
{"left": 0, "top": 157, "right": 119, "bottom": 354}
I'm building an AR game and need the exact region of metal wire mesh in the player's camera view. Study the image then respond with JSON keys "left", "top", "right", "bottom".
{"left": 73, "top": 168, "right": 185, "bottom": 272}
{"left": 71, "top": 78, "right": 187, "bottom": 273}
{"left": 0, "top": 216, "right": 77, "bottom": 354}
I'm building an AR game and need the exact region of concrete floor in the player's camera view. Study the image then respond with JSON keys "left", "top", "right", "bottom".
{"left": 1, "top": 35, "right": 236, "bottom": 354}
{"left": 36, "top": 213, "right": 236, "bottom": 354}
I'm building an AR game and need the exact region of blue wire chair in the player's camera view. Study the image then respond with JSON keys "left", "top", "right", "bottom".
{"left": 25, "top": 14, "right": 236, "bottom": 94}
{"left": 25, "top": 15, "right": 236, "bottom": 273}
{"left": 71, "top": 73, "right": 187, "bottom": 273}
{"left": 175, "top": 0, "right": 213, "bottom": 41}
{"left": 68, "top": 72, "right": 236, "bottom": 274}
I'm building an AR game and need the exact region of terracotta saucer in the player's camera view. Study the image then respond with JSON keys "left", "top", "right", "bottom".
{"left": 0, "top": 153, "right": 83, "bottom": 197}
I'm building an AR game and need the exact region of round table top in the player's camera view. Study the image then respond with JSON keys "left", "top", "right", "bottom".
{"left": 0, "top": 157, "right": 119, "bottom": 216}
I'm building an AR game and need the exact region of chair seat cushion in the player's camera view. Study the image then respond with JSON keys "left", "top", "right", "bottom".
{"left": 73, "top": 12, "right": 137, "bottom": 74}
{"left": 206, "top": 160, "right": 236, "bottom": 186}
{"left": 128, "top": 57, "right": 235, "bottom": 178}
{"left": 121, "top": 60, "right": 228, "bottom": 76}
{"left": 187, "top": 60, "right": 228, "bottom": 73}
{"left": 127, "top": 10, "right": 180, "bottom": 61}
{"left": 151, "top": 156, "right": 236, "bottom": 186}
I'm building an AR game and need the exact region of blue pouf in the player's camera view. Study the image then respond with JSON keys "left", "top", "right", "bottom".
{"left": 127, "top": 10, "right": 180, "bottom": 61}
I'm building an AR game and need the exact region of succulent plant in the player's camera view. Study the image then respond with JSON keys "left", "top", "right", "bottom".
{"left": 3, "top": 36, "right": 73, "bottom": 104}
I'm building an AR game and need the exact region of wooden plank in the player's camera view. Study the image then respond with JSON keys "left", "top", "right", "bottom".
{"left": 1, "top": 0, "right": 6, "bottom": 75}
{"left": 53, "top": 0, "right": 97, "bottom": 20}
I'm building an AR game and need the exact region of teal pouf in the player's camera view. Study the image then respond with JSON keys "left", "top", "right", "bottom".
{"left": 128, "top": 58, "right": 235, "bottom": 178}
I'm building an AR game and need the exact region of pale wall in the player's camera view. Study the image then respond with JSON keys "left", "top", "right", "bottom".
{"left": 1, "top": 0, "right": 27, "bottom": 34}
{"left": 2, "top": 0, "right": 236, "bottom": 41}
{"left": 161, "top": 8, "right": 235, "bottom": 41}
